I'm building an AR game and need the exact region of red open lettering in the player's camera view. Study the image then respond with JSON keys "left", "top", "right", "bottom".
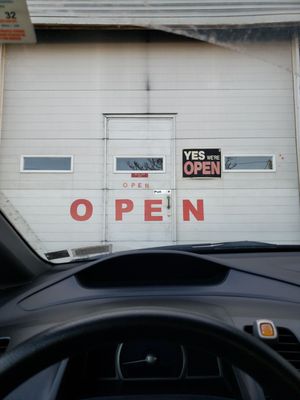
{"left": 115, "top": 199, "right": 134, "bottom": 221}
{"left": 113, "top": 198, "right": 204, "bottom": 222}
{"left": 70, "top": 199, "right": 93, "bottom": 221}
{"left": 182, "top": 199, "right": 204, "bottom": 221}
{"left": 145, "top": 199, "right": 163, "bottom": 221}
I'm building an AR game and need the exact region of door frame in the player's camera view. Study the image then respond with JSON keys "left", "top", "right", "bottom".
{"left": 103, "top": 113, "right": 177, "bottom": 246}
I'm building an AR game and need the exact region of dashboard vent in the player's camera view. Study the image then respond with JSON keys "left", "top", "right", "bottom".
{"left": 244, "top": 326, "right": 300, "bottom": 372}
{"left": 0, "top": 338, "right": 10, "bottom": 356}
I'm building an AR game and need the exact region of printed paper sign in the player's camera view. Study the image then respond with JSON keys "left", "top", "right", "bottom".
{"left": 153, "top": 190, "right": 171, "bottom": 195}
{"left": 0, "top": 0, "right": 36, "bottom": 43}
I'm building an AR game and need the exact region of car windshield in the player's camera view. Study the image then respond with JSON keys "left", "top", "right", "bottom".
{"left": 1, "top": 1, "right": 300, "bottom": 263}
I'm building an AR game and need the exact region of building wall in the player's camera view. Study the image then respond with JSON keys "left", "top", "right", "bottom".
{"left": 0, "top": 36, "right": 299, "bottom": 257}
{"left": 26, "top": 0, "right": 300, "bottom": 26}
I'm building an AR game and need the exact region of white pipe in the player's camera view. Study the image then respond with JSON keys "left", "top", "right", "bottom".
{"left": 291, "top": 34, "right": 300, "bottom": 195}
{"left": 0, "top": 45, "right": 5, "bottom": 143}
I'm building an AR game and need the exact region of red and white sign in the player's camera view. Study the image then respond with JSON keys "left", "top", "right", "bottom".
{"left": 0, "top": 0, "right": 36, "bottom": 43}
{"left": 131, "top": 173, "right": 149, "bottom": 178}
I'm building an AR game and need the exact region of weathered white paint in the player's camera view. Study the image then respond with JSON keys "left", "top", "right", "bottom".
{"left": 0, "top": 46, "right": 47, "bottom": 254}
{"left": 0, "top": 37, "right": 299, "bottom": 258}
{"left": 1, "top": 189, "right": 104, "bottom": 253}
{"left": 0, "top": 191, "right": 46, "bottom": 254}
{"left": 0, "top": 45, "right": 4, "bottom": 146}
{"left": 292, "top": 34, "right": 300, "bottom": 200}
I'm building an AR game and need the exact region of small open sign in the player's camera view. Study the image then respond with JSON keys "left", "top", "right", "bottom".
{"left": 131, "top": 173, "right": 149, "bottom": 178}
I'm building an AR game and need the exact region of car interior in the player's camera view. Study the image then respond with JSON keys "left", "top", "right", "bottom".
{"left": 0, "top": 211, "right": 300, "bottom": 399}
{"left": 1, "top": 1, "right": 300, "bottom": 399}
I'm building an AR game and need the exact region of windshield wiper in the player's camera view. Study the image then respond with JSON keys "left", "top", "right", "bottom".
{"left": 53, "top": 241, "right": 300, "bottom": 264}
{"left": 153, "top": 241, "right": 299, "bottom": 254}
{"left": 192, "top": 241, "right": 277, "bottom": 249}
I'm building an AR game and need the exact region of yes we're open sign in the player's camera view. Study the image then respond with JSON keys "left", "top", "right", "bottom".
{"left": 182, "top": 149, "right": 221, "bottom": 178}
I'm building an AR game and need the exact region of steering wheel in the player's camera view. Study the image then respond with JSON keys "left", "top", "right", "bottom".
{"left": 0, "top": 308, "right": 299, "bottom": 399}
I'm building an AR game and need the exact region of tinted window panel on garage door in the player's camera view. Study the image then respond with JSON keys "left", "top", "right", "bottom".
{"left": 22, "top": 156, "right": 73, "bottom": 172}
{"left": 224, "top": 155, "right": 275, "bottom": 171}
{"left": 115, "top": 157, "right": 164, "bottom": 172}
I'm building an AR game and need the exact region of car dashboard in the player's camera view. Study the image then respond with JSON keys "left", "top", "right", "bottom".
{"left": 0, "top": 249, "right": 300, "bottom": 400}
{"left": 58, "top": 340, "right": 229, "bottom": 399}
